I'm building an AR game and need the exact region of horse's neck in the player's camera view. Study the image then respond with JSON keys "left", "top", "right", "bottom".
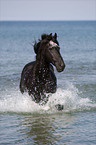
{"left": 34, "top": 60, "right": 50, "bottom": 80}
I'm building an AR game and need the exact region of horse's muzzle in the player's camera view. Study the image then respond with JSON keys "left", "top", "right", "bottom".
{"left": 55, "top": 61, "right": 65, "bottom": 72}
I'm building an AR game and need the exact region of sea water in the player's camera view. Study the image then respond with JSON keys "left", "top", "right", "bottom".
{"left": 0, "top": 21, "right": 96, "bottom": 144}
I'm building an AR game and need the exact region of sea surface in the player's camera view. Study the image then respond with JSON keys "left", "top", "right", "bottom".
{"left": 0, "top": 21, "right": 96, "bottom": 144}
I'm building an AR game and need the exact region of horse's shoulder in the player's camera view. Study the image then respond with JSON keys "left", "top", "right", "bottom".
{"left": 20, "top": 61, "right": 36, "bottom": 93}
{"left": 21, "top": 61, "right": 35, "bottom": 76}
{"left": 23, "top": 61, "right": 36, "bottom": 71}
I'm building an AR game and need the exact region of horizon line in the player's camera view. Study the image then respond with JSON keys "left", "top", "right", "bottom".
{"left": 0, "top": 20, "right": 96, "bottom": 22}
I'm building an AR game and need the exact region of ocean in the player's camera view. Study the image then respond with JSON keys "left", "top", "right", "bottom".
{"left": 0, "top": 21, "right": 96, "bottom": 144}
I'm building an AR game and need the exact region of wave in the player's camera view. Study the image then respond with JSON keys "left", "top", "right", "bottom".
{"left": 0, "top": 82, "right": 96, "bottom": 114}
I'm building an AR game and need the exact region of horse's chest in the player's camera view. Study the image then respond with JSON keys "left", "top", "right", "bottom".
{"left": 27, "top": 71, "right": 56, "bottom": 94}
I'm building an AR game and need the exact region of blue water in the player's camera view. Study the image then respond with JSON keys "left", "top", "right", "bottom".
{"left": 0, "top": 21, "right": 96, "bottom": 144}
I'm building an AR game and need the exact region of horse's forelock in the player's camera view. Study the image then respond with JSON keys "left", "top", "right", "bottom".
{"left": 49, "top": 40, "right": 58, "bottom": 47}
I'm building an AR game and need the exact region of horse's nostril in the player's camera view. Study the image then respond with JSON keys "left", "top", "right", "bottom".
{"left": 60, "top": 61, "right": 64, "bottom": 67}
{"left": 60, "top": 61, "right": 65, "bottom": 70}
{"left": 61, "top": 62, "right": 64, "bottom": 67}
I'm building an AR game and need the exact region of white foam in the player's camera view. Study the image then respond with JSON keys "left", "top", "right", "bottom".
{"left": 0, "top": 83, "right": 96, "bottom": 113}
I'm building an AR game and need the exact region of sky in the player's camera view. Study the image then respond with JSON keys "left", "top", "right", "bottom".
{"left": 0, "top": 0, "right": 96, "bottom": 21}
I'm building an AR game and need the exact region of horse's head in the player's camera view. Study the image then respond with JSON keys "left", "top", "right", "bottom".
{"left": 45, "top": 33, "right": 65, "bottom": 72}
{"left": 34, "top": 33, "right": 65, "bottom": 72}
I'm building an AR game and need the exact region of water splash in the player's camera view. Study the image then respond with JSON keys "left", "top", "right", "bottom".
{"left": 0, "top": 83, "right": 96, "bottom": 113}
{"left": 47, "top": 83, "right": 96, "bottom": 113}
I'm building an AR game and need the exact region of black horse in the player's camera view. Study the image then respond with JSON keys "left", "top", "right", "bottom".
{"left": 20, "top": 33, "right": 65, "bottom": 105}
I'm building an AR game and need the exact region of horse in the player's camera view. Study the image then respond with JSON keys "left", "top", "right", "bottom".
{"left": 20, "top": 33, "right": 65, "bottom": 106}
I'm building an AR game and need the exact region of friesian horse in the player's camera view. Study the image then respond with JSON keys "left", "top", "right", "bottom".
{"left": 20, "top": 33, "right": 65, "bottom": 106}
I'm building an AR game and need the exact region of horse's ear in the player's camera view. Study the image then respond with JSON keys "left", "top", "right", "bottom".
{"left": 53, "top": 33, "right": 57, "bottom": 40}
{"left": 49, "top": 33, "right": 52, "bottom": 37}
{"left": 47, "top": 33, "right": 52, "bottom": 40}
{"left": 49, "top": 33, "right": 52, "bottom": 38}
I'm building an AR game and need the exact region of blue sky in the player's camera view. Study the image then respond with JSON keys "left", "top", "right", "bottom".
{"left": 0, "top": 0, "right": 96, "bottom": 21}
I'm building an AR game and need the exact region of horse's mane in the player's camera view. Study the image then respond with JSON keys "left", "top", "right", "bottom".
{"left": 33, "top": 33, "right": 59, "bottom": 55}
{"left": 33, "top": 34, "right": 50, "bottom": 54}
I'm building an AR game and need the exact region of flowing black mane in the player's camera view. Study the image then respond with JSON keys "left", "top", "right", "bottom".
{"left": 20, "top": 33, "right": 65, "bottom": 105}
